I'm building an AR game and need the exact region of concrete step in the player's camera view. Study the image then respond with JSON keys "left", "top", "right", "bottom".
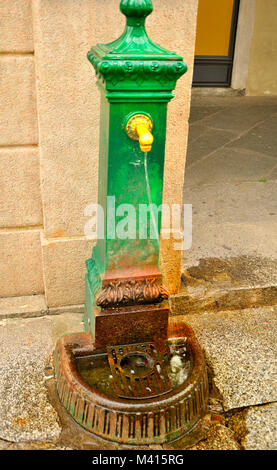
{"left": 170, "top": 256, "right": 277, "bottom": 315}
{"left": 0, "top": 295, "right": 84, "bottom": 319}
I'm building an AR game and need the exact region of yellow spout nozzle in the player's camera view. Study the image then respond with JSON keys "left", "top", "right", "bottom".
{"left": 126, "top": 114, "right": 154, "bottom": 152}
{"left": 136, "top": 124, "right": 154, "bottom": 152}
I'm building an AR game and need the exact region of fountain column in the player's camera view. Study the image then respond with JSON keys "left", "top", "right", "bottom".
{"left": 54, "top": 0, "right": 208, "bottom": 446}
{"left": 85, "top": 0, "right": 187, "bottom": 349}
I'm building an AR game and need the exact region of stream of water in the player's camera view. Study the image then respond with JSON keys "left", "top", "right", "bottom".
{"left": 144, "top": 151, "right": 160, "bottom": 244}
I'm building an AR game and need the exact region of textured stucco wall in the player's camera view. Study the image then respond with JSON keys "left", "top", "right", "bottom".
{"left": 246, "top": 0, "right": 277, "bottom": 96}
{"left": 1, "top": 0, "right": 198, "bottom": 307}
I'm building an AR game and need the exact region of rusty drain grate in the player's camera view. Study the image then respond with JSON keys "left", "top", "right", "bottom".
{"left": 107, "top": 343, "right": 172, "bottom": 399}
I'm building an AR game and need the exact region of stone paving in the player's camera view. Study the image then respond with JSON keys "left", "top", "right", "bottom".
{"left": 170, "top": 96, "right": 277, "bottom": 316}
{"left": 227, "top": 403, "right": 277, "bottom": 450}
{"left": 185, "top": 306, "right": 277, "bottom": 411}
{"left": 183, "top": 95, "right": 277, "bottom": 269}
{"left": 0, "top": 314, "right": 83, "bottom": 446}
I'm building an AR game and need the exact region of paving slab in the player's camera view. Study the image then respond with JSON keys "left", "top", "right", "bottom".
{"left": 227, "top": 113, "right": 277, "bottom": 158}
{"left": 182, "top": 222, "right": 277, "bottom": 268}
{"left": 241, "top": 403, "right": 277, "bottom": 450}
{"left": 185, "top": 147, "right": 276, "bottom": 185}
{"left": 0, "top": 439, "right": 10, "bottom": 450}
{"left": 0, "top": 313, "right": 83, "bottom": 442}
{"left": 189, "top": 105, "right": 224, "bottom": 124}
{"left": 194, "top": 103, "right": 277, "bottom": 133}
{"left": 268, "top": 165, "right": 277, "bottom": 180}
{"left": 187, "top": 123, "right": 209, "bottom": 143}
{"left": 182, "top": 306, "right": 277, "bottom": 411}
{"left": 228, "top": 403, "right": 277, "bottom": 450}
{"left": 183, "top": 181, "right": 277, "bottom": 226}
{"left": 186, "top": 128, "right": 238, "bottom": 167}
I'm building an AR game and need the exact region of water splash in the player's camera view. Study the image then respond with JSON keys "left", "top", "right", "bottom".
{"left": 144, "top": 151, "right": 160, "bottom": 245}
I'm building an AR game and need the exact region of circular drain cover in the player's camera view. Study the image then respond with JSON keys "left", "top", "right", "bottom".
{"left": 107, "top": 343, "right": 172, "bottom": 399}
{"left": 120, "top": 352, "right": 154, "bottom": 377}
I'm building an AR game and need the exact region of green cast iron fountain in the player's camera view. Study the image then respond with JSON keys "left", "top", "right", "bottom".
{"left": 54, "top": 0, "right": 208, "bottom": 445}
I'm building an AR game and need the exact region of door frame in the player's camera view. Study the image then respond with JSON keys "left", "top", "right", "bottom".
{"left": 231, "top": 0, "right": 256, "bottom": 90}
{"left": 193, "top": 0, "right": 240, "bottom": 87}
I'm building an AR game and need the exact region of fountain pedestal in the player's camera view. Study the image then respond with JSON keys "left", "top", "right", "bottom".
{"left": 54, "top": 0, "right": 208, "bottom": 445}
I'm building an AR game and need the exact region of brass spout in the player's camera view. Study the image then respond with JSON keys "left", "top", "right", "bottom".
{"left": 126, "top": 114, "right": 154, "bottom": 152}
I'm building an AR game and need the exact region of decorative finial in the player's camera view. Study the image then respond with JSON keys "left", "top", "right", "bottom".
{"left": 120, "top": 0, "right": 153, "bottom": 19}
{"left": 88, "top": 0, "right": 187, "bottom": 94}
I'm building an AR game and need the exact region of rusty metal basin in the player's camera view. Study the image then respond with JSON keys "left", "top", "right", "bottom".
{"left": 54, "top": 317, "right": 208, "bottom": 445}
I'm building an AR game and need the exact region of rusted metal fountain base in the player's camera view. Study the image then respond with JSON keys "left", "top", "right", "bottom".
{"left": 54, "top": 316, "right": 208, "bottom": 445}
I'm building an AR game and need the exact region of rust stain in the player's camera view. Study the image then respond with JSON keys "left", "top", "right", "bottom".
{"left": 13, "top": 417, "right": 29, "bottom": 427}
{"left": 211, "top": 414, "right": 224, "bottom": 423}
{"left": 49, "top": 228, "right": 65, "bottom": 238}
{"left": 27, "top": 333, "right": 34, "bottom": 348}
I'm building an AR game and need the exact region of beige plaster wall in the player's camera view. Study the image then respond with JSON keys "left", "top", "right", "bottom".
{"left": 1, "top": 0, "right": 198, "bottom": 307}
{"left": 246, "top": 0, "right": 277, "bottom": 96}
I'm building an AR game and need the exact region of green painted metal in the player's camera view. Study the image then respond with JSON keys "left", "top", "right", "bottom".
{"left": 85, "top": 0, "right": 187, "bottom": 335}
